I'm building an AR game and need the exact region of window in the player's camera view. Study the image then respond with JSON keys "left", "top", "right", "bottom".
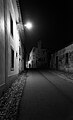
{"left": 10, "top": 14, "right": 13, "bottom": 37}
{"left": 11, "top": 47, "right": 14, "bottom": 70}
{"left": 16, "top": 52, "right": 18, "bottom": 58}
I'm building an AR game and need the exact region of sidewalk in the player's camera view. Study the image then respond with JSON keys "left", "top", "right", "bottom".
{"left": 53, "top": 70, "right": 73, "bottom": 82}
{"left": 0, "top": 72, "right": 27, "bottom": 120}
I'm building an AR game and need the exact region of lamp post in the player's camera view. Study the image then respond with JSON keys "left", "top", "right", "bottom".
{"left": 24, "top": 21, "right": 33, "bottom": 30}
{"left": 23, "top": 21, "right": 33, "bottom": 70}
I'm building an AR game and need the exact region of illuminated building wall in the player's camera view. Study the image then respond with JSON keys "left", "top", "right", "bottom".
{"left": 5, "top": 0, "right": 20, "bottom": 79}
{"left": 19, "top": 40, "right": 24, "bottom": 72}
{"left": 0, "top": 0, "right": 5, "bottom": 89}
{"left": 0, "top": 0, "right": 24, "bottom": 96}
{"left": 28, "top": 43, "right": 48, "bottom": 68}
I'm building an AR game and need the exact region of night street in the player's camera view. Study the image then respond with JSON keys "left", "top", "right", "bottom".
{"left": 17, "top": 70, "right": 73, "bottom": 120}
{"left": 0, "top": 0, "right": 73, "bottom": 120}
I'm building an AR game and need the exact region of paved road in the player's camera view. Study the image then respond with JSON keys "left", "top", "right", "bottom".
{"left": 17, "top": 70, "right": 73, "bottom": 120}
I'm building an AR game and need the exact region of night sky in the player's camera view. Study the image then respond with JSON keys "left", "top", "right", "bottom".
{"left": 19, "top": 0, "right": 73, "bottom": 54}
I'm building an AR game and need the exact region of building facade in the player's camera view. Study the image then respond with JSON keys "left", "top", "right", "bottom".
{"left": 19, "top": 40, "right": 24, "bottom": 72}
{"left": 28, "top": 41, "right": 48, "bottom": 68}
{"left": 0, "top": 0, "right": 24, "bottom": 96}
{"left": 0, "top": 0, "right": 5, "bottom": 90}
{"left": 28, "top": 47, "right": 37, "bottom": 68}
{"left": 50, "top": 44, "right": 73, "bottom": 73}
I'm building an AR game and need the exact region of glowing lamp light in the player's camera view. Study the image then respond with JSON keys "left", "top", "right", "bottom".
{"left": 24, "top": 22, "right": 32, "bottom": 30}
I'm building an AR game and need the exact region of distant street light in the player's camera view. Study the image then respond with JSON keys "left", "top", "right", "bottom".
{"left": 23, "top": 21, "right": 33, "bottom": 69}
{"left": 24, "top": 21, "right": 33, "bottom": 30}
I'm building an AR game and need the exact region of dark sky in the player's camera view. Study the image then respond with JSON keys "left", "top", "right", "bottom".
{"left": 19, "top": 0, "right": 73, "bottom": 54}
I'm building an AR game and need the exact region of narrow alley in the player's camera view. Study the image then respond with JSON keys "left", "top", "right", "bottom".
{"left": 0, "top": 0, "right": 73, "bottom": 120}
{"left": 0, "top": 70, "right": 73, "bottom": 119}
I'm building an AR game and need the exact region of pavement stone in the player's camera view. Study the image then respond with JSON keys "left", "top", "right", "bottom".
{"left": 0, "top": 73, "right": 27, "bottom": 120}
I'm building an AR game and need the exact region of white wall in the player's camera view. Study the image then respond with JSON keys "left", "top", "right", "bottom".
{"left": 6, "top": 0, "right": 19, "bottom": 77}
{"left": 0, "top": 0, "right": 5, "bottom": 86}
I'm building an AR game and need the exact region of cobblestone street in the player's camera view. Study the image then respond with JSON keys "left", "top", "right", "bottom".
{"left": 0, "top": 72, "right": 27, "bottom": 120}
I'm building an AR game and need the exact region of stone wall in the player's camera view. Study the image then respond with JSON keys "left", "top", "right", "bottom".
{"left": 50, "top": 44, "right": 73, "bottom": 73}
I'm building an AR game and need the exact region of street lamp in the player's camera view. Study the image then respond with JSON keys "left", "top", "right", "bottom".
{"left": 24, "top": 21, "right": 33, "bottom": 30}
{"left": 23, "top": 21, "right": 33, "bottom": 69}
